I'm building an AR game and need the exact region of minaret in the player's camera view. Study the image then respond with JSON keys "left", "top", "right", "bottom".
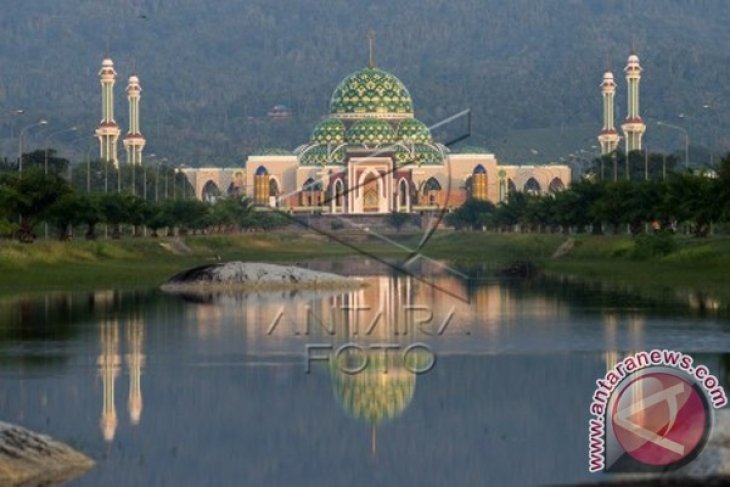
{"left": 123, "top": 74, "right": 146, "bottom": 166}
{"left": 621, "top": 52, "right": 646, "bottom": 152}
{"left": 98, "top": 321, "right": 120, "bottom": 443}
{"left": 95, "top": 57, "right": 121, "bottom": 167}
{"left": 126, "top": 318, "right": 145, "bottom": 426}
{"left": 598, "top": 71, "right": 620, "bottom": 155}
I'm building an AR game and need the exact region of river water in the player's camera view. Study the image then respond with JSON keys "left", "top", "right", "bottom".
{"left": 0, "top": 260, "right": 728, "bottom": 486}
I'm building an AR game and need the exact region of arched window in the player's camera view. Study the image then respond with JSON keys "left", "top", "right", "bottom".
{"left": 333, "top": 179, "right": 345, "bottom": 209}
{"left": 508, "top": 178, "right": 517, "bottom": 195}
{"left": 398, "top": 178, "right": 409, "bottom": 208}
{"left": 548, "top": 177, "right": 565, "bottom": 193}
{"left": 254, "top": 166, "right": 269, "bottom": 204}
{"left": 471, "top": 164, "right": 488, "bottom": 200}
{"left": 523, "top": 177, "right": 541, "bottom": 195}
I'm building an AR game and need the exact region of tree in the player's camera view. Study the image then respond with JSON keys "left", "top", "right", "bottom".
{"left": 99, "top": 193, "right": 133, "bottom": 239}
{"left": 0, "top": 169, "right": 72, "bottom": 242}
{"left": 446, "top": 199, "right": 495, "bottom": 230}
{"left": 46, "top": 192, "right": 86, "bottom": 240}
{"left": 77, "top": 194, "right": 103, "bottom": 240}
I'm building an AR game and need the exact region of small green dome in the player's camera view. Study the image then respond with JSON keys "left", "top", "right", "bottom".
{"left": 414, "top": 144, "right": 444, "bottom": 165}
{"left": 346, "top": 118, "right": 396, "bottom": 146}
{"left": 396, "top": 118, "right": 432, "bottom": 144}
{"left": 299, "top": 144, "right": 345, "bottom": 166}
{"left": 311, "top": 118, "right": 345, "bottom": 145}
{"left": 330, "top": 67, "right": 414, "bottom": 120}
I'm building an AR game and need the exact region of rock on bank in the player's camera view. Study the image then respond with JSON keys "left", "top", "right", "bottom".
{"left": 0, "top": 422, "right": 94, "bottom": 486}
{"left": 161, "top": 261, "right": 364, "bottom": 292}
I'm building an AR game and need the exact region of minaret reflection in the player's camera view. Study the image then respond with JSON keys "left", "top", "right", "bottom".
{"left": 126, "top": 317, "right": 145, "bottom": 426}
{"left": 98, "top": 320, "right": 120, "bottom": 443}
{"left": 603, "top": 313, "right": 619, "bottom": 371}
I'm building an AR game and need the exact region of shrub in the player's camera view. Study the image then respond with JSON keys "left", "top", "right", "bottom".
{"left": 632, "top": 231, "right": 678, "bottom": 259}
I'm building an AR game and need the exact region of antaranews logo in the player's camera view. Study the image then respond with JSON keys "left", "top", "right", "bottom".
{"left": 588, "top": 349, "right": 727, "bottom": 473}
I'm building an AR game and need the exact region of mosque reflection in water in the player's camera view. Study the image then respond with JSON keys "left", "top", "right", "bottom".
{"left": 13, "top": 270, "right": 725, "bottom": 445}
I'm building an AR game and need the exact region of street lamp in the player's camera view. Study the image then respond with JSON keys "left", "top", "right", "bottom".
{"left": 18, "top": 119, "right": 48, "bottom": 174}
{"left": 657, "top": 121, "right": 690, "bottom": 169}
{"left": 43, "top": 126, "right": 77, "bottom": 175}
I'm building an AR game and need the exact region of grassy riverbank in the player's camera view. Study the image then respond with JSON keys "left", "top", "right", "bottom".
{"left": 0, "top": 232, "right": 727, "bottom": 302}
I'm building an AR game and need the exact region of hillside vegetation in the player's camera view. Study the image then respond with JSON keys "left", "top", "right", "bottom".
{"left": 0, "top": 0, "right": 728, "bottom": 164}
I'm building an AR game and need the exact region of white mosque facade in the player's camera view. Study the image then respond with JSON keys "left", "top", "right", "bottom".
{"left": 242, "top": 60, "right": 571, "bottom": 213}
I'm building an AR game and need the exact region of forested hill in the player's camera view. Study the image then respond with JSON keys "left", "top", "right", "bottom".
{"left": 0, "top": 0, "right": 728, "bottom": 166}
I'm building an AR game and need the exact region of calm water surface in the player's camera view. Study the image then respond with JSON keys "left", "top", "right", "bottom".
{"left": 1, "top": 260, "right": 729, "bottom": 486}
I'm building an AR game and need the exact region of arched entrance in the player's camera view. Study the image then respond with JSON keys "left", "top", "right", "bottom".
{"left": 422, "top": 177, "right": 442, "bottom": 206}
{"left": 523, "top": 177, "right": 541, "bottom": 195}
{"left": 202, "top": 180, "right": 221, "bottom": 203}
{"left": 362, "top": 173, "right": 380, "bottom": 212}
{"left": 301, "top": 178, "right": 322, "bottom": 207}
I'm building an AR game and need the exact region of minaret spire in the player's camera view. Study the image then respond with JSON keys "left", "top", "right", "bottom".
{"left": 598, "top": 70, "right": 620, "bottom": 155}
{"left": 368, "top": 31, "right": 376, "bottom": 68}
{"left": 621, "top": 51, "right": 646, "bottom": 152}
{"left": 123, "top": 73, "right": 146, "bottom": 167}
{"left": 95, "top": 57, "right": 121, "bottom": 167}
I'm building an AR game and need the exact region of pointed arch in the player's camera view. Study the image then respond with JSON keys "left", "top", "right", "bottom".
{"left": 301, "top": 177, "right": 323, "bottom": 207}
{"left": 523, "top": 177, "right": 541, "bottom": 195}
{"left": 202, "top": 180, "right": 221, "bottom": 203}
{"left": 422, "top": 177, "right": 442, "bottom": 206}
{"left": 398, "top": 178, "right": 410, "bottom": 211}
{"left": 548, "top": 177, "right": 565, "bottom": 193}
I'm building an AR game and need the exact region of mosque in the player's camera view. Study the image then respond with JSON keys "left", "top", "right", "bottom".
{"left": 94, "top": 41, "right": 571, "bottom": 208}
{"left": 243, "top": 38, "right": 571, "bottom": 213}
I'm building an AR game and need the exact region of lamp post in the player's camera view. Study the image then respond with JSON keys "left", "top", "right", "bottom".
{"left": 145, "top": 154, "right": 156, "bottom": 202}
{"left": 657, "top": 121, "right": 690, "bottom": 170}
{"left": 43, "top": 126, "right": 78, "bottom": 175}
{"left": 18, "top": 119, "right": 48, "bottom": 174}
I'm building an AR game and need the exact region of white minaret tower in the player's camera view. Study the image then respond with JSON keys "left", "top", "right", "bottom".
{"left": 598, "top": 71, "right": 620, "bottom": 155}
{"left": 123, "top": 74, "right": 146, "bottom": 166}
{"left": 95, "top": 57, "right": 121, "bottom": 167}
{"left": 621, "top": 52, "right": 646, "bottom": 152}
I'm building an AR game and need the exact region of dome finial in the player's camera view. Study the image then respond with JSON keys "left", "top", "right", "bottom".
{"left": 368, "top": 30, "right": 376, "bottom": 68}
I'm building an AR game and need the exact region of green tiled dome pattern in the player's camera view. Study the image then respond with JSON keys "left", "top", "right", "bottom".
{"left": 345, "top": 118, "right": 396, "bottom": 146}
{"left": 396, "top": 118, "right": 432, "bottom": 144}
{"left": 311, "top": 118, "right": 346, "bottom": 145}
{"left": 330, "top": 67, "right": 414, "bottom": 119}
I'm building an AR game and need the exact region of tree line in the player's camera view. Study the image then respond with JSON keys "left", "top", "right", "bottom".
{"left": 447, "top": 154, "right": 730, "bottom": 239}
{"left": 0, "top": 151, "right": 287, "bottom": 242}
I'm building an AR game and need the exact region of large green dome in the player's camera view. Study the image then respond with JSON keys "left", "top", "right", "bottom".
{"left": 330, "top": 67, "right": 414, "bottom": 120}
